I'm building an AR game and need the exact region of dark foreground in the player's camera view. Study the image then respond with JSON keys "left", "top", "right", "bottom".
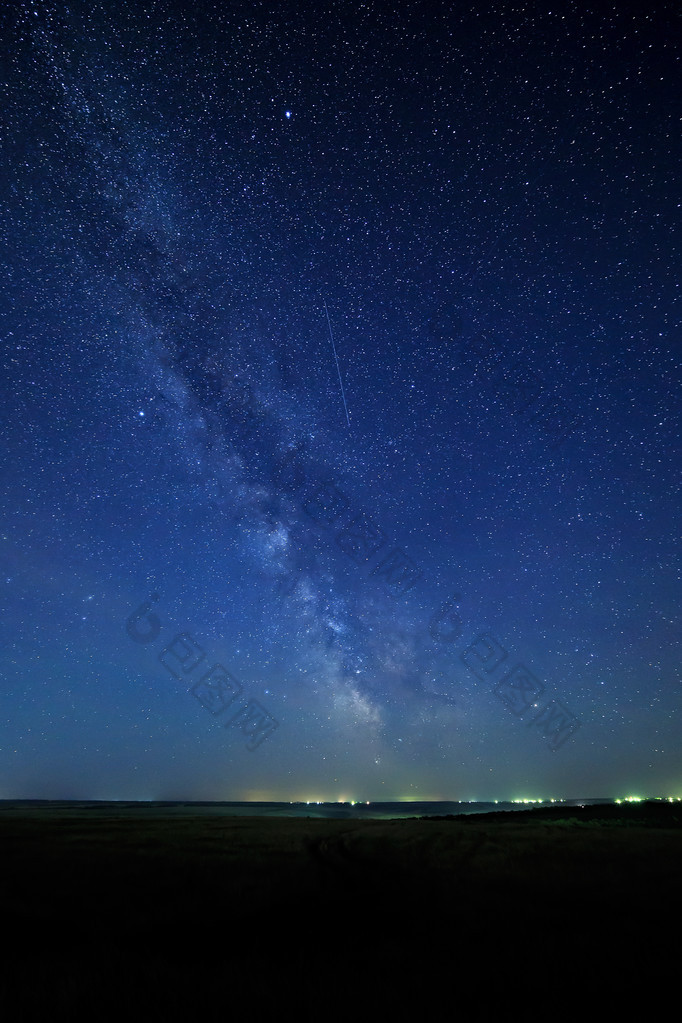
{"left": 1, "top": 801, "right": 680, "bottom": 1018}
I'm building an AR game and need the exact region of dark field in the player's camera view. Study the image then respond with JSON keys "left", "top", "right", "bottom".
{"left": 1, "top": 801, "right": 680, "bottom": 1017}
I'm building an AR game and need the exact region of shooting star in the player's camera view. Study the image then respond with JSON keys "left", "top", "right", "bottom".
{"left": 324, "top": 299, "right": 351, "bottom": 428}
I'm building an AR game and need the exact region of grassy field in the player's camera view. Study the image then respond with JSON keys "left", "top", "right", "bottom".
{"left": 1, "top": 801, "right": 680, "bottom": 1017}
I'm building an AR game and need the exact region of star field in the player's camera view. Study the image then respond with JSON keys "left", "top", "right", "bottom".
{"left": 0, "top": 1, "right": 679, "bottom": 800}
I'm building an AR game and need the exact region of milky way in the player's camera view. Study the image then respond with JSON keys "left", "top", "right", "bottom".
{"left": 1, "top": 2, "right": 679, "bottom": 800}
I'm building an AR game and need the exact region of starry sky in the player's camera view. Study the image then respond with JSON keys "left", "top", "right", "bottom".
{"left": 1, "top": 1, "right": 680, "bottom": 801}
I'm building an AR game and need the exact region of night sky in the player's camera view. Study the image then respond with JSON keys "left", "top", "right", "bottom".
{"left": 1, "top": 1, "right": 679, "bottom": 802}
